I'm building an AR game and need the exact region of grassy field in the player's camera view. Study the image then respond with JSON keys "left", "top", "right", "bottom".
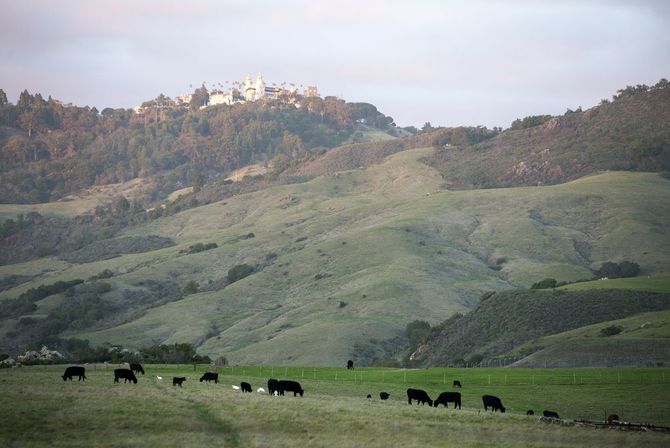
{"left": 1, "top": 365, "right": 669, "bottom": 447}
{"left": 560, "top": 277, "right": 670, "bottom": 293}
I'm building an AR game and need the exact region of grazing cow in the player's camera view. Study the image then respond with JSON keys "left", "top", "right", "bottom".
{"left": 62, "top": 366, "right": 86, "bottom": 381}
{"left": 482, "top": 395, "right": 505, "bottom": 413}
{"left": 607, "top": 414, "right": 620, "bottom": 424}
{"left": 366, "top": 394, "right": 372, "bottom": 399}
{"left": 268, "top": 378, "right": 280, "bottom": 395}
{"left": 279, "top": 380, "right": 304, "bottom": 397}
{"left": 114, "top": 368, "right": 138, "bottom": 384}
{"left": 241, "top": 382, "right": 252, "bottom": 393}
{"left": 543, "top": 410, "right": 560, "bottom": 419}
{"left": 527, "top": 410, "right": 535, "bottom": 416}
{"left": 173, "top": 377, "right": 186, "bottom": 387}
{"left": 199, "top": 372, "right": 218, "bottom": 383}
{"left": 380, "top": 392, "right": 390, "bottom": 401}
{"left": 433, "top": 392, "right": 461, "bottom": 409}
{"left": 407, "top": 388, "right": 433, "bottom": 406}
{"left": 453, "top": 380, "right": 462, "bottom": 388}
{"left": 347, "top": 360, "right": 354, "bottom": 370}
{"left": 130, "top": 363, "right": 145, "bottom": 375}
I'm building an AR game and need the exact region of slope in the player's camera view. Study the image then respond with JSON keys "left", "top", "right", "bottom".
{"left": 1, "top": 148, "right": 670, "bottom": 365}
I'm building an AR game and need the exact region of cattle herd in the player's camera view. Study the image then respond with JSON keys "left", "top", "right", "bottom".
{"left": 60, "top": 364, "right": 563, "bottom": 418}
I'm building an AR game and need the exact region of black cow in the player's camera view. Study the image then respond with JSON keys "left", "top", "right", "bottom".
{"left": 527, "top": 410, "right": 535, "bottom": 416}
{"left": 347, "top": 360, "right": 354, "bottom": 370}
{"left": 380, "top": 392, "right": 390, "bottom": 401}
{"left": 366, "top": 394, "right": 372, "bottom": 399}
{"left": 199, "top": 372, "right": 218, "bottom": 383}
{"left": 543, "top": 410, "right": 560, "bottom": 419}
{"left": 241, "top": 382, "right": 252, "bottom": 393}
{"left": 62, "top": 366, "right": 86, "bottom": 381}
{"left": 173, "top": 377, "right": 186, "bottom": 387}
{"left": 482, "top": 395, "right": 505, "bottom": 413}
{"left": 407, "top": 388, "right": 433, "bottom": 406}
{"left": 114, "top": 368, "right": 138, "bottom": 384}
{"left": 268, "top": 378, "right": 280, "bottom": 395}
{"left": 434, "top": 392, "right": 461, "bottom": 409}
{"left": 130, "top": 363, "right": 145, "bottom": 375}
{"left": 279, "top": 380, "right": 304, "bottom": 397}
{"left": 453, "top": 380, "right": 462, "bottom": 388}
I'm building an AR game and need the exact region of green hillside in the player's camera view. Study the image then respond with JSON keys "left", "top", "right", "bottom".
{"left": 2, "top": 148, "right": 669, "bottom": 365}
{"left": 415, "top": 289, "right": 670, "bottom": 367}
{"left": 511, "top": 310, "right": 670, "bottom": 367}
{"left": 559, "top": 276, "right": 670, "bottom": 293}
{"left": 425, "top": 80, "right": 670, "bottom": 189}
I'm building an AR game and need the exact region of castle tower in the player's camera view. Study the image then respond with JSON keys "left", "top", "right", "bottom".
{"left": 244, "top": 74, "right": 255, "bottom": 102}
{"left": 255, "top": 73, "right": 265, "bottom": 100}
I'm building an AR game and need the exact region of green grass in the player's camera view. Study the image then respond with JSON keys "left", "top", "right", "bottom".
{"left": 560, "top": 276, "right": 670, "bottom": 293}
{"left": 1, "top": 365, "right": 669, "bottom": 447}
{"left": 2, "top": 150, "right": 670, "bottom": 365}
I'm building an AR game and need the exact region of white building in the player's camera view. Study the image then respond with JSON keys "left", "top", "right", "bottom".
{"left": 209, "top": 91, "right": 234, "bottom": 106}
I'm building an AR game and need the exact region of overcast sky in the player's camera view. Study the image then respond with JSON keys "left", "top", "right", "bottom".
{"left": 1, "top": 0, "right": 669, "bottom": 128}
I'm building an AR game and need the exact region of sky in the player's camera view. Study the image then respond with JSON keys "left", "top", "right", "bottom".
{"left": 1, "top": 0, "right": 669, "bottom": 128}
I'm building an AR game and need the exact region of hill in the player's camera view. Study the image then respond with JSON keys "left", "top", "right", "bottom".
{"left": 424, "top": 79, "right": 670, "bottom": 189}
{"left": 1, "top": 147, "right": 669, "bottom": 364}
{"left": 0, "top": 91, "right": 397, "bottom": 203}
{"left": 413, "top": 288, "right": 670, "bottom": 368}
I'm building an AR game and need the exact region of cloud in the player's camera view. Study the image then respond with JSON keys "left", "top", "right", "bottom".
{"left": 1, "top": 0, "right": 669, "bottom": 127}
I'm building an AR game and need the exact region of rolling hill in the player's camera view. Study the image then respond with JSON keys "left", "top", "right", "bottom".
{"left": 1, "top": 146, "right": 669, "bottom": 365}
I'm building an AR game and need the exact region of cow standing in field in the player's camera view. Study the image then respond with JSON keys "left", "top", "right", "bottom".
{"left": 240, "top": 382, "right": 252, "bottom": 393}
{"left": 452, "top": 380, "right": 462, "bottom": 388}
{"left": 543, "top": 410, "right": 560, "bottom": 419}
{"left": 380, "top": 392, "right": 390, "bottom": 401}
{"left": 62, "top": 366, "right": 86, "bottom": 381}
{"left": 173, "top": 377, "right": 186, "bottom": 387}
{"left": 434, "top": 392, "right": 461, "bottom": 409}
{"left": 130, "top": 363, "right": 145, "bottom": 375}
{"left": 268, "top": 378, "right": 280, "bottom": 396}
{"left": 199, "top": 372, "right": 218, "bottom": 383}
{"left": 279, "top": 380, "right": 304, "bottom": 397}
{"left": 527, "top": 410, "right": 535, "bottom": 416}
{"left": 347, "top": 360, "right": 354, "bottom": 370}
{"left": 482, "top": 395, "right": 505, "bottom": 413}
{"left": 407, "top": 388, "right": 433, "bottom": 406}
{"left": 114, "top": 368, "right": 138, "bottom": 384}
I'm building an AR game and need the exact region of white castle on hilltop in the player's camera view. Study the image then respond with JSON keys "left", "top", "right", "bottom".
{"left": 136, "top": 73, "right": 319, "bottom": 113}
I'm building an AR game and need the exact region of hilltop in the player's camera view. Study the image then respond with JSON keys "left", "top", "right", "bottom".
{"left": 424, "top": 80, "right": 670, "bottom": 188}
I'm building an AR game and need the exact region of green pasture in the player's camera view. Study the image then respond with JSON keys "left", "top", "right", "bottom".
{"left": 560, "top": 276, "right": 670, "bottom": 293}
{"left": 1, "top": 365, "right": 669, "bottom": 447}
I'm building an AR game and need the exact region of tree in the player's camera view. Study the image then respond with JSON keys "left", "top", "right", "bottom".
{"left": 189, "top": 85, "right": 209, "bottom": 109}
{"left": 406, "top": 320, "right": 431, "bottom": 347}
{"left": 114, "top": 196, "right": 130, "bottom": 215}
{"left": 227, "top": 264, "right": 254, "bottom": 283}
{"left": 531, "top": 278, "right": 557, "bottom": 289}
{"left": 182, "top": 280, "right": 198, "bottom": 295}
{"left": 0, "top": 89, "right": 7, "bottom": 105}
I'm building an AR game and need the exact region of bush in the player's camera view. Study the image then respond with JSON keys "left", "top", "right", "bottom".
{"left": 600, "top": 325, "right": 623, "bottom": 336}
{"left": 227, "top": 264, "right": 254, "bottom": 283}
{"left": 531, "top": 278, "right": 557, "bottom": 289}
{"left": 596, "top": 261, "right": 640, "bottom": 278}
{"left": 182, "top": 280, "right": 199, "bottom": 295}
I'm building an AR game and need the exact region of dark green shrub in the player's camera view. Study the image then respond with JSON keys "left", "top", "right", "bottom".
{"left": 183, "top": 280, "right": 199, "bottom": 295}
{"left": 227, "top": 264, "right": 254, "bottom": 283}
{"left": 531, "top": 278, "right": 557, "bottom": 289}
{"left": 600, "top": 325, "right": 623, "bottom": 336}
